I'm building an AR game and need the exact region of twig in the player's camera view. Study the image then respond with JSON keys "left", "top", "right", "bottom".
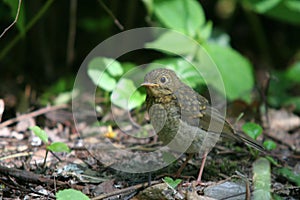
{"left": 260, "top": 72, "right": 271, "bottom": 128}
{"left": 97, "top": 0, "right": 124, "bottom": 30}
{"left": 0, "top": 99, "right": 4, "bottom": 122}
{"left": 0, "top": 152, "right": 33, "bottom": 161}
{"left": 0, "top": 104, "right": 68, "bottom": 128}
{"left": 0, "top": 164, "right": 83, "bottom": 190}
{"left": 92, "top": 180, "right": 160, "bottom": 200}
{"left": 0, "top": 0, "right": 55, "bottom": 60}
{"left": 0, "top": 164, "right": 56, "bottom": 185}
{"left": 42, "top": 150, "right": 49, "bottom": 169}
{"left": 0, "top": 0, "right": 22, "bottom": 38}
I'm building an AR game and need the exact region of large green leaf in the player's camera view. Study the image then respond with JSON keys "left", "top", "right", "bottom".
{"left": 87, "top": 68, "right": 116, "bottom": 92}
{"left": 244, "top": 0, "right": 300, "bottom": 25}
{"left": 47, "top": 142, "right": 71, "bottom": 153}
{"left": 152, "top": 0, "right": 205, "bottom": 37}
{"left": 88, "top": 57, "right": 123, "bottom": 76}
{"left": 244, "top": 0, "right": 281, "bottom": 13}
{"left": 197, "top": 21, "right": 213, "bottom": 42}
{"left": 145, "top": 30, "right": 200, "bottom": 56}
{"left": 285, "top": 61, "right": 300, "bottom": 83}
{"left": 266, "top": 0, "right": 300, "bottom": 25}
{"left": 203, "top": 43, "right": 254, "bottom": 102}
{"left": 268, "top": 63, "right": 300, "bottom": 112}
{"left": 111, "top": 78, "right": 146, "bottom": 110}
{"left": 87, "top": 57, "right": 123, "bottom": 91}
{"left": 29, "top": 126, "right": 48, "bottom": 144}
{"left": 56, "top": 189, "right": 90, "bottom": 200}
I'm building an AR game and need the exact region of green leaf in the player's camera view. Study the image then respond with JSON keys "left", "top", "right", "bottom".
{"left": 88, "top": 67, "right": 116, "bottom": 92}
{"left": 145, "top": 30, "right": 200, "bottom": 56}
{"left": 47, "top": 142, "right": 71, "bottom": 153}
{"left": 53, "top": 91, "right": 73, "bottom": 105}
{"left": 285, "top": 0, "right": 300, "bottom": 12}
{"left": 142, "top": 0, "right": 154, "bottom": 15}
{"left": 245, "top": 0, "right": 300, "bottom": 25}
{"left": 39, "top": 77, "right": 75, "bottom": 105}
{"left": 245, "top": 0, "right": 281, "bottom": 13}
{"left": 56, "top": 189, "right": 90, "bottom": 200}
{"left": 105, "top": 60, "right": 123, "bottom": 76}
{"left": 163, "top": 177, "right": 182, "bottom": 189}
{"left": 268, "top": 1, "right": 300, "bottom": 25}
{"left": 122, "top": 62, "right": 136, "bottom": 73}
{"left": 197, "top": 21, "right": 213, "bottom": 42}
{"left": 29, "top": 126, "right": 48, "bottom": 144}
{"left": 252, "top": 158, "right": 271, "bottom": 200}
{"left": 268, "top": 64, "right": 300, "bottom": 112}
{"left": 111, "top": 78, "right": 146, "bottom": 110}
{"left": 242, "top": 122, "right": 263, "bottom": 140}
{"left": 285, "top": 62, "right": 300, "bottom": 83}
{"left": 204, "top": 43, "right": 254, "bottom": 102}
{"left": 277, "top": 167, "right": 300, "bottom": 186}
{"left": 87, "top": 57, "right": 123, "bottom": 91}
{"left": 265, "top": 155, "right": 279, "bottom": 166}
{"left": 153, "top": 0, "right": 205, "bottom": 37}
{"left": 263, "top": 140, "right": 277, "bottom": 150}
{"left": 208, "top": 29, "right": 231, "bottom": 47}
{"left": 283, "top": 97, "right": 300, "bottom": 112}
{"left": 129, "top": 90, "right": 146, "bottom": 111}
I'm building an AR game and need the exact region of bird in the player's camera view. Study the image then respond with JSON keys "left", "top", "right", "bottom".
{"left": 141, "top": 68, "right": 265, "bottom": 184}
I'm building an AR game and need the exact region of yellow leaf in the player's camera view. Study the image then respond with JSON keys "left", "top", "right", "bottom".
{"left": 104, "top": 125, "right": 117, "bottom": 138}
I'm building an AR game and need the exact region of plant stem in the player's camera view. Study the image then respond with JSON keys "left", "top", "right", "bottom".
{"left": 0, "top": 0, "right": 55, "bottom": 60}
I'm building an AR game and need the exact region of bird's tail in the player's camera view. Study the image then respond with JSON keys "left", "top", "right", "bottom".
{"left": 233, "top": 131, "right": 266, "bottom": 153}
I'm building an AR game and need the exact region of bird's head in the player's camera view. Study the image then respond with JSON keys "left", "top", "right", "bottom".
{"left": 141, "top": 68, "right": 181, "bottom": 97}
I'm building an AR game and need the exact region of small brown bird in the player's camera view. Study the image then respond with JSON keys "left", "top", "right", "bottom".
{"left": 142, "top": 68, "right": 264, "bottom": 184}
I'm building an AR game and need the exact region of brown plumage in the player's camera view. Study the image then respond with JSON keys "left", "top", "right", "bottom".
{"left": 142, "top": 68, "right": 264, "bottom": 183}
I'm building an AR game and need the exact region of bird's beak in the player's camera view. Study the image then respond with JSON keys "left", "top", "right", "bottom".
{"left": 141, "top": 82, "right": 159, "bottom": 87}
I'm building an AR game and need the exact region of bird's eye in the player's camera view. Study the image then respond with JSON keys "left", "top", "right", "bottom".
{"left": 160, "top": 76, "right": 167, "bottom": 83}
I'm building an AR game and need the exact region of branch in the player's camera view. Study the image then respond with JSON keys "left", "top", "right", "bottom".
{"left": 0, "top": 104, "right": 68, "bottom": 128}
{"left": 0, "top": 0, "right": 22, "bottom": 38}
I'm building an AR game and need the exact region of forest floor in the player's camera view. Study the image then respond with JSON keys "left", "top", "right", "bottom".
{"left": 0, "top": 102, "right": 299, "bottom": 199}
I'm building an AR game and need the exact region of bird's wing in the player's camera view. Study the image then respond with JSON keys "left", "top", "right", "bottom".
{"left": 174, "top": 86, "right": 206, "bottom": 127}
{"left": 196, "top": 95, "right": 265, "bottom": 152}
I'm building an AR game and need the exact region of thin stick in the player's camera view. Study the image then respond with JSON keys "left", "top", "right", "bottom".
{"left": 0, "top": 0, "right": 22, "bottom": 38}
{"left": 98, "top": 0, "right": 124, "bottom": 30}
{"left": 0, "top": 0, "right": 55, "bottom": 60}
{"left": 0, "top": 99, "right": 4, "bottom": 122}
{"left": 92, "top": 180, "right": 160, "bottom": 200}
{"left": 0, "top": 104, "right": 68, "bottom": 128}
{"left": 42, "top": 150, "right": 48, "bottom": 169}
{"left": 261, "top": 72, "right": 271, "bottom": 128}
{"left": 0, "top": 152, "right": 33, "bottom": 161}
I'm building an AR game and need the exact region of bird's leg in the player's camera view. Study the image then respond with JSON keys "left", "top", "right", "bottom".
{"left": 196, "top": 151, "right": 208, "bottom": 184}
{"left": 175, "top": 153, "right": 194, "bottom": 178}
